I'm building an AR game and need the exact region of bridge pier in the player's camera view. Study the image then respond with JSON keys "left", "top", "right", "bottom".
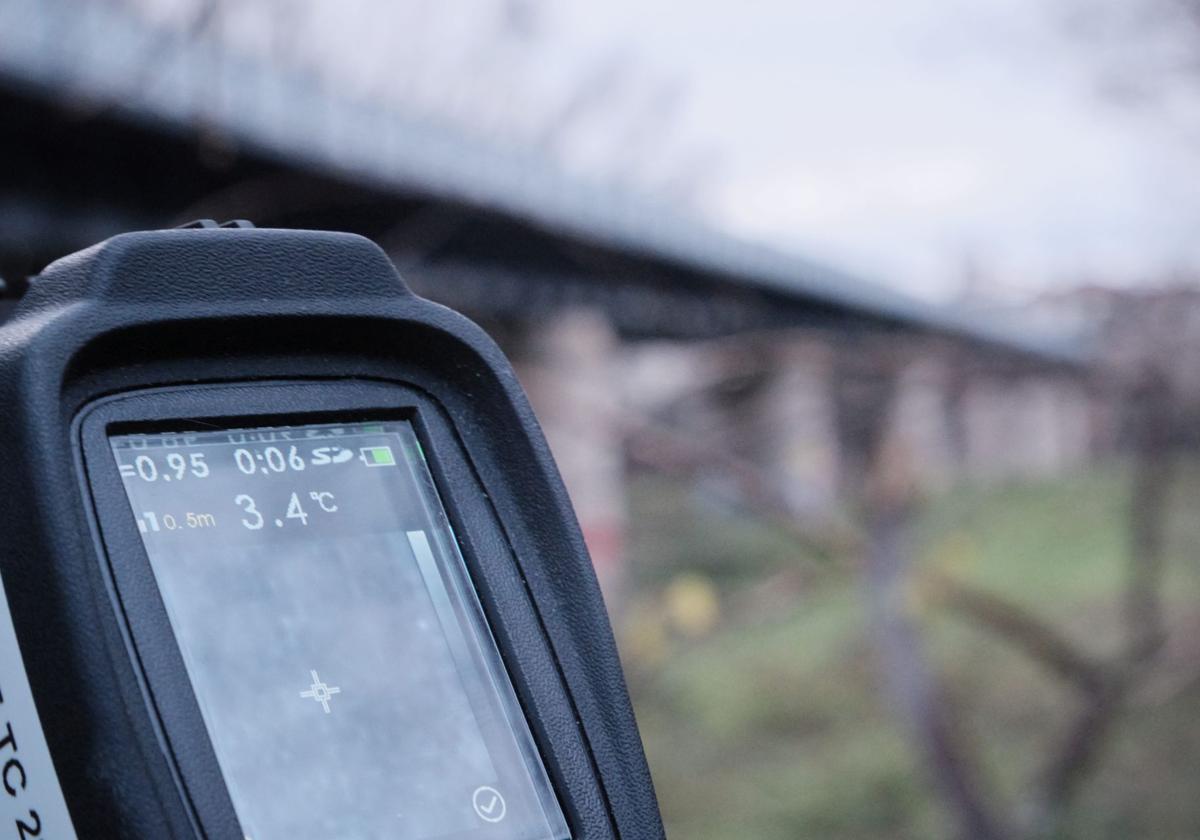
{"left": 751, "top": 337, "right": 842, "bottom": 516}
{"left": 511, "top": 308, "right": 628, "bottom": 606}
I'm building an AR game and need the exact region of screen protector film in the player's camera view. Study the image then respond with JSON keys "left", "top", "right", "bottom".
{"left": 108, "top": 420, "right": 570, "bottom": 840}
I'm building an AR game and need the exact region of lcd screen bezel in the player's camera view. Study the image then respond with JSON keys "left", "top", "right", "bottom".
{"left": 75, "top": 380, "right": 602, "bottom": 839}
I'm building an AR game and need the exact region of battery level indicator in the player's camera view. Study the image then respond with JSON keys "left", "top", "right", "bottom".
{"left": 359, "top": 445, "right": 397, "bottom": 467}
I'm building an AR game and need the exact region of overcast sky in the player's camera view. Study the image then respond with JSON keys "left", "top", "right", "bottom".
{"left": 549, "top": 0, "right": 1200, "bottom": 300}
{"left": 135, "top": 0, "right": 1200, "bottom": 301}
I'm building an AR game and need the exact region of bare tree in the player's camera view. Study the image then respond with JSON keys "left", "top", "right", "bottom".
{"left": 842, "top": 306, "right": 1184, "bottom": 839}
{"left": 117, "top": 0, "right": 714, "bottom": 205}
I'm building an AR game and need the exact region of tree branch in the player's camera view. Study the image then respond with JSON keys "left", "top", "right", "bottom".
{"left": 937, "top": 580, "right": 1109, "bottom": 696}
{"left": 866, "top": 506, "right": 1014, "bottom": 840}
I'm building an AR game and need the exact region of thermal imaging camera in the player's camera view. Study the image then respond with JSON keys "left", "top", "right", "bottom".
{"left": 0, "top": 226, "right": 663, "bottom": 839}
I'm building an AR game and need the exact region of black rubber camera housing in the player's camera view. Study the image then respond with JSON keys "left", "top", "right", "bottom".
{"left": 0, "top": 227, "right": 662, "bottom": 839}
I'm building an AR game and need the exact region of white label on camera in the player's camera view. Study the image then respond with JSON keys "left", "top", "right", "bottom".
{"left": 0, "top": 572, "right": 78, "bottom": 838}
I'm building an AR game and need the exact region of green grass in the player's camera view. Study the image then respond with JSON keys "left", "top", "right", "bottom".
{"left": 623, "top": 462, "right": 1200, "bottom": 839}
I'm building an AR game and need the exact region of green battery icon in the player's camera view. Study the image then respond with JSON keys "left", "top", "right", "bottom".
{"left": 359, "top": 445, "right": 396, "bottom": 467}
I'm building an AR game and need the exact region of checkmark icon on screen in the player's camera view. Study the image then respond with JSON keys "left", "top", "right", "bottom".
{"left": 472, "top": 786, "right": 507, "bottom": 823}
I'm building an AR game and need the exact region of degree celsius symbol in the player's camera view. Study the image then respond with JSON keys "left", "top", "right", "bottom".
{"left": 310, "top": 491, "right": 338, "bottom": 512}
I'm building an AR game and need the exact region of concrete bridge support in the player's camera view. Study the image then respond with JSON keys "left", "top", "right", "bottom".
{"left": 511, "top": 308, "right": 629, "bottom": 605}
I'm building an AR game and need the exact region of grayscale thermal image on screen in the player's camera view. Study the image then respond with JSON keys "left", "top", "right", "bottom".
{"left": 109, "top": 421, "right": 570, "bottom": 840}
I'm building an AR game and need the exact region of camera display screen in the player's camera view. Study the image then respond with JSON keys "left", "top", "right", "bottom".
{"left": 109, "top": 420, "right": 570, "bottom": 840}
